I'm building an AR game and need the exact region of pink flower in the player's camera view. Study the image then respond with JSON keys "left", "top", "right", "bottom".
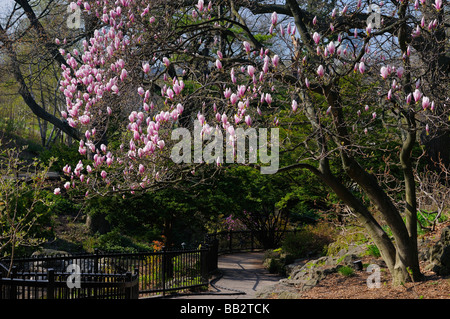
{"left": 397, "top": 67, "right": 404, "bottom": 79}
{"left": 142, "top": 63, "right": 150, "bottom": 73}
{"left": 163, "top": 57, "right": 170, "bottom": 67}
{"left": 215, "top": 59, "right": 223, "bottom": 70}
{"left": 230, "top": 93, "right": 238, "bottom": 105}
{"left": 245, "top": 115, "right": 252, "bottom": 127}
{"left": 120, "top": 69, "right": 127, "bottom": 81}
{"left": 265, "top": 93, "right": 272, "bottom": 105}
{"left": 359, "top": 62, "right": 366, "bottom": 74}
{"left": 366, "top": 23, "right": 372, "bottom": 36}
{"left": 54, "top": 188, "right": 61, "bottom": 195}
{"left": 64, "top": 182, "right": 71, "bottom": 190}
{"left": 317, "top": 65, "right": 325, "bottom": 77}
{"left": 101, "top": 170, "right": 107, "bottom": 179}
{"left": 292, "top": 100, "right": 298, "bottom": 112}
{"left": 167, "top": 88, "right": 174, "bottom": 100}
{"left": 413, "top": 89, "right": 422, "bottom": 102}
{"left": 380, "top": 66, "right": 389, "bottom": 79}
{"left": 247, "top": 65, "right": 255, "bottom": 77}
{"left": 196, "top": 0, "right": 204, "bottom": 11}
{"left": 313, "top": 32, "right": 321, "bottom": 45}
{"left": 271, "top": 55, "right": 280, "bottom": 67}
{"left": 243, "top": 41, "right": 251, "bottom": 54}
{"left": 433, "top": 0, "right": 442, "bottom": 11}
{"left": 422, "top": 96, "right": 430, "bottom": 110}
{"left": 327, "top": 42, "right": 336, "bottom": 55}
{"left": 313, "top": 16, "right": 317, "bottom": 25}
{"left": 406, "top": 93, "right": 412, "bottom": 104}
{"left": 271, "top": 11, "right": 278, "bottom": 25}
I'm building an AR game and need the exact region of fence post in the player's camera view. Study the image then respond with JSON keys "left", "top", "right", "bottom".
{"left": 125, "top": 271, "right": 132, "bottom": 299}
{"left": 201, "top": 245, "right": 208, "bottom": 285}
{"left": 94, "top": 248, "right": 99, "bottom": 273}
{"left": 161, "top": 247, "right": 166, "bottom": 296}
{"left": 10, "top": 266, "right": 17, "bottom": 300}
{"left": 47, "top": 268, "right": 55, "bottom": 300}
{"left": 133, "top": 268, "right": 139, "bottom": 299}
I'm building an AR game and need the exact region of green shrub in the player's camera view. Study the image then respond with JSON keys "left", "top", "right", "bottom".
{"left": 94, "top": 230, "right": 152, "bottom": 253}
{"left": 281, "top": 222, "right": 336, "bottom": 259}
{"left": 365, "top": 244, "right": 381, "bottom": 258}
{"left": 338, "top": 266, "right": 355, "bottom": 277}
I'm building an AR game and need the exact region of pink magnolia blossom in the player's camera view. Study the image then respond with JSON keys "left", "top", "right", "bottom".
{"left": 215, "top": 59, "right": 223, "bottom": 70}
{"left": 271, "top": 55, "right": 280, "bottom": 67}
{"left": 406, "top": 93, "right": 412, "bottom": 104}
{"left": 380, "top": 66, "right": 389, "bottom": 79}
{"left": 243, "top": 41, "right": 251, "bottom": 54}
{"left": 433, "top": 0, "right": 442, "bottom": 11}
{"left": 313, "top": 32, "right": 321, "bottom": 45}
{"left": 317, "top": 65, "right": 325, "bottom": 77}
{"left": 245, "top": 115, "right": 252, "bottom": 127}
{"left": 54, "top": 188, "right": 61, "bottom": 195}
{"left": 422, "top": 96, "right": 431, "bottom": 110}
{"left": 230, "top": 93, "right": 238, "bottom": 105}
{"left": 359, "top": 62, "right": 366, "bottom": 74}
{"left": 292, "top": 100, "right": 298, "bottom": 112}
{"left": 413, "top": 89, "right": 422, "bottom": 102}
{"left": 196, "top": 0, "right": 204, "bottom": 11}
{"left": 271, "top": 11, "right": 278, "bottom": 25}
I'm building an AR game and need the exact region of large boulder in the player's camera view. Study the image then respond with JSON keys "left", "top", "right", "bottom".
{"left": 427, "top": 226, "right": 450, "bottom": 276}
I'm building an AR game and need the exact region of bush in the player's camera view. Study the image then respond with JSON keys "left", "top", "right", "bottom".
{"left": 94, "top": 230, "right": 153, "bottom": 253}
{"left": 338, "top": 265, "right": 355, "bottom": 277}
{"left": 281, "top": 222, "right": 336, "bottom": 259}
{"left": 365, "top": 244, "right": 381, "bottom": 258}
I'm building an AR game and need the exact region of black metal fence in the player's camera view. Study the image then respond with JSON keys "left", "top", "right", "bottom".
{"left": 0, "top": 266, "right": 139, "bottom": 299}
{"left": 212, "top": 229, "right": 287, "bottom": 254}
{"left": 0, "top": 229, "right": 288, "bottom": 299}
{"left": 0, "top": 244, "right": 215, "bottom": 299}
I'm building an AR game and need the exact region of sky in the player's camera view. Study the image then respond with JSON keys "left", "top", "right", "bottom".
{"left": 0, "top": 0, "right": 14, "bottom": 19}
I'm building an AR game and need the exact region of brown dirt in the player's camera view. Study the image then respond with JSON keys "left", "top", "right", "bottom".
{"left": 290, "top": 222, "right": 450, "bottom": 299}
{"left": 299, "top": 258, "right": 450, "bottom": 299}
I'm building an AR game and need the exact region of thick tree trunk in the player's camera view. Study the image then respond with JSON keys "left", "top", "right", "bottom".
{"left": 323, "top": 87, "right": 422, "bottom": 285}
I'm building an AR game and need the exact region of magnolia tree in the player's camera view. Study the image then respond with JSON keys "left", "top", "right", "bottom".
{"left": 54, "top": 0, "right": 449, "bottom": 285}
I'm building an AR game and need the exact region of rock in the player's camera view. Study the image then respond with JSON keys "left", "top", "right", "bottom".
{"left": 29, "top": 249, "right": 71, "bottom": 272}
{"left": 428, "top": 226, "right": 450, "bottom": 276}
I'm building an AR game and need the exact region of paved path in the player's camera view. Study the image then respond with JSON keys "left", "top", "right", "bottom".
{"left": 174, "top": 251, "right": 283, "bottom": 299}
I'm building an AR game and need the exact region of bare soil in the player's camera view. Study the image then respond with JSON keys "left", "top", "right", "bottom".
{"left": 289, "top": 222, "right": 450, "bottom": 299}
{"left": 299, "top": 258, "right": 450, "bottom": 299}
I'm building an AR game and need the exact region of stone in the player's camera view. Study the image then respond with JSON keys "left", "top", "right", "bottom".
{"left": 427, "top": 226, "right": 450, "bottom": 276}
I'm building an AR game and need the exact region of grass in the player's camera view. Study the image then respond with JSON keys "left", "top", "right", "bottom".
{"left": 337, "top": 265, "right": 355, "bottom": 277}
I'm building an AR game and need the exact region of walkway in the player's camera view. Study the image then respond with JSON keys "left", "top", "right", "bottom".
{"left": 175, "top": 251, "right": 283, "bottom": 299}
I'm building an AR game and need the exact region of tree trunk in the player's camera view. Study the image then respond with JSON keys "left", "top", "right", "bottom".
{"left": 323, "top": 88, "right": 422, "bottom": 284}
